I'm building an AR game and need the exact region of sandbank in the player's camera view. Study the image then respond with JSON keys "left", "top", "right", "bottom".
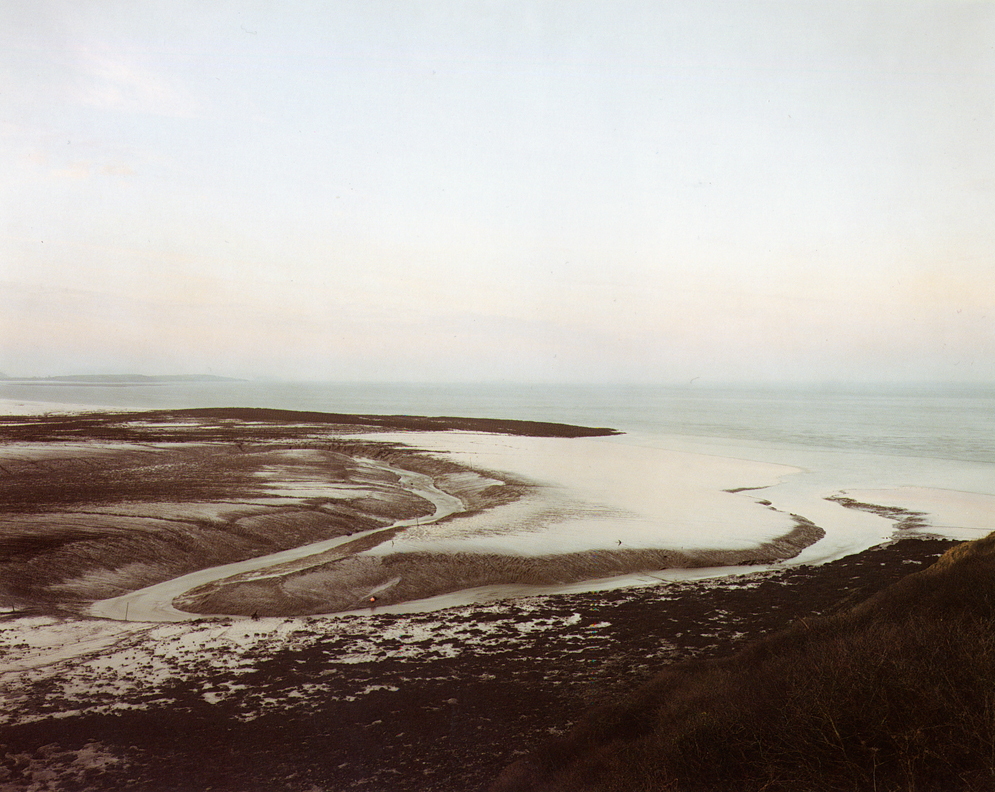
{"left": 0, "top": 398, "right": 118, "bottom": 416}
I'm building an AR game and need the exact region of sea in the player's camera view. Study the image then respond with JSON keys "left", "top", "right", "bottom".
{"left": 1, "top": 379, "right": 992, "bottom": 466}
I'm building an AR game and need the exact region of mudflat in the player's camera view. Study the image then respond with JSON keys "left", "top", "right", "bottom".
{"left": 0, "top": 408, "right": 823, "bottom": 620}
{"left": 0, "top": 408, "right": 531, "bottom": 617}
{"left": 0, "top": 406, "right": 958, "bottom": 790}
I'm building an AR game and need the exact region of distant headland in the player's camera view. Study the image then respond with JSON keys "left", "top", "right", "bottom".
{"left": 0, "top": 373, "right": 243, "bottom": 384}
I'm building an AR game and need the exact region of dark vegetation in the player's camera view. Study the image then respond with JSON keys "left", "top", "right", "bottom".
{"left": 493, "top": 533, "right": 995, "bottom": 792}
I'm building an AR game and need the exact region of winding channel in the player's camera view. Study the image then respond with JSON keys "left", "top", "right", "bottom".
{"left": 89, "top": 462, "right": 465, "bottom": 623}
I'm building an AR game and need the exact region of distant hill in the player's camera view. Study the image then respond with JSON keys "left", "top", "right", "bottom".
{"left": 0, "top": 374, "right": 243, "bottom": 384}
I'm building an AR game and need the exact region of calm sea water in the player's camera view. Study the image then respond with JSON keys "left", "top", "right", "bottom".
{"left": 2, "top": 380, "right": 993, "bottom": 467}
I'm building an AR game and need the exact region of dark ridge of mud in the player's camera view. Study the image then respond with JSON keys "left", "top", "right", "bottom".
{"left": 826, "top": 495, "right": 932, "bottom": 530}
{"left": 174, "top": 407, "right": 622, "bottom": 437}
{"left": 177, "top": 517, "right": 825, "bottom": 617}
{"left": 0, "top": 408, "right": 620, "bottom": 444}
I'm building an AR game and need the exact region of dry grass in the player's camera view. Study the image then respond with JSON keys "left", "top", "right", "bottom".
{"left": 493, "top": 533, "right": 995, "bottom": 792}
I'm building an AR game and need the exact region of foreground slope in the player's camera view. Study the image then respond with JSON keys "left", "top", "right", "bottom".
{"left": 494, "top": 532, "right": 995, "bottom": 792}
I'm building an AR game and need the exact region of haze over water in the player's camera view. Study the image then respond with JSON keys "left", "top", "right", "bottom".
{"left": 2, "top": 380, "right": 992, "bottom": 465}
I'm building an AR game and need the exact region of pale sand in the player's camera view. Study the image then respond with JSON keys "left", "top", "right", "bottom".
{"left": 356, "top": 431, "right": 803, "bottom": 556}
{"left": 0, "top": 398, "right": 118, "bottom": 415}
{"left": 842, "top": 487, "right": 995, "bottom": 540}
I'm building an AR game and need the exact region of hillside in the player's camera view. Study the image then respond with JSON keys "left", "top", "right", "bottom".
{"left": 493, "top": 532, "right": 995, "bottom": 792}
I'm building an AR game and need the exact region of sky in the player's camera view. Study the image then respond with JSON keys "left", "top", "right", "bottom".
{"left": 1, "top": 1, "right": 993, "bottom": 384}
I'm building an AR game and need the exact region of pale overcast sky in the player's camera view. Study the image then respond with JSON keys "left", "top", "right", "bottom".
{"left": 1, "top": 1, "right": 993, "bottom": 383}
